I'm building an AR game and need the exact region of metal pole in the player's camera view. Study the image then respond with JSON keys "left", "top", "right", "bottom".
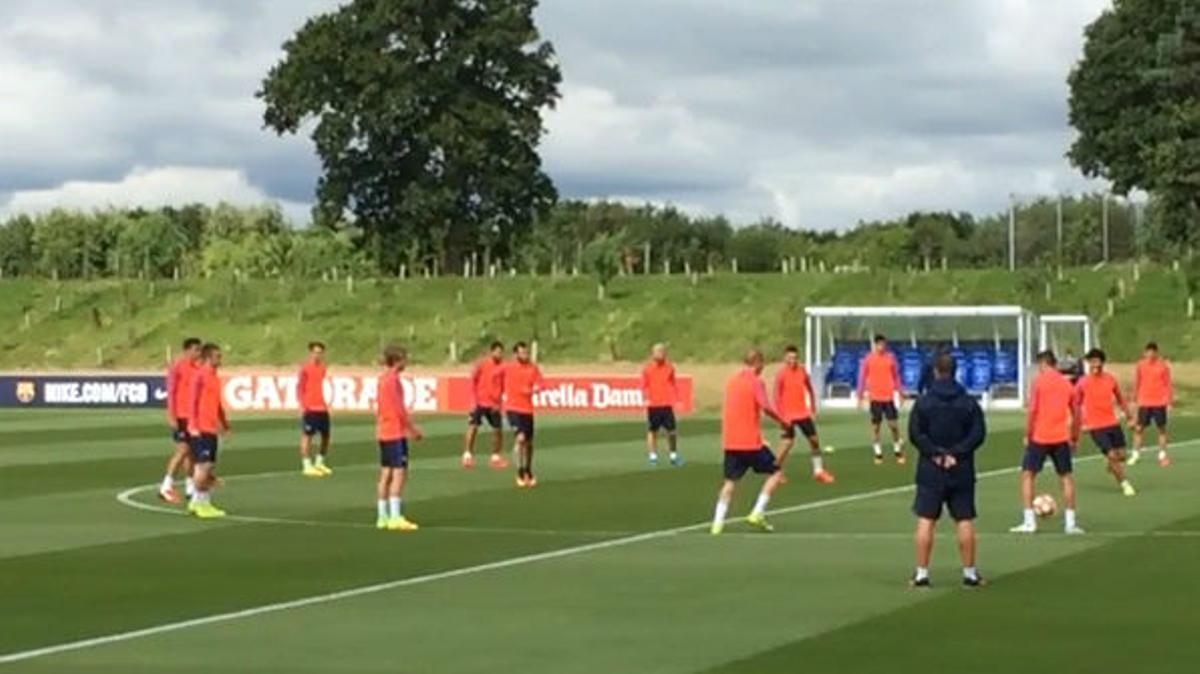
{"left": 1102, "top": 195, "right": 1110, "bottom": 263}
{"left": 1056, "top": 196, "right": 1064, "bottom": 263}
{"left": 1008, "top": 195, "right": 1016, "bottom": 271}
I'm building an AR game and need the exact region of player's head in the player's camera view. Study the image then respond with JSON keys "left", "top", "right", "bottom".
{"left": 307, "top": 341, "right": 326, "bottom": 363}
{"left": 182, "top": 337, "right": 202, "bottom": 360}
{"left": 651, "top": 343, "right": 667, "bottom": 362}
{"left": 514, "top": 341, "right": 530, "bottom": 363}
{"left": 382, "top": 344, "right": 407, "bottom": 370}
{"left": 744, "top": 348, "right": 764, "bottom": 374}
{"left": 1144, "top": 341, "right": 1159, "bottom": 360}
{"left": 783, "top": 344, "right": 799, "bottom": 367}
{"left": 873, "top": 334, "right": 887, "bottom": 353}
{"left": 488, "top": 340, "right": 504, "bottom": 360}
{"left": 201, "top": 342, "right": 222, "bottom": 367}
{"left": 933, "top": 353, "right": 956, "bottom": 380}
{"left": 1085, "top": 348, "right": 1106, "bottom": 373}
{"left": 1036, "top": 350, "right": 1057, "bottom": 371}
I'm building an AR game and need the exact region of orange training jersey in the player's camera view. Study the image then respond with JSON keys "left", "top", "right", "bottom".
{"left": 641, "top": 360, "right": 678, "bottom": 408}
{"left": 723, "top": 368, "right": 771, "bottom": 451}
{"left": 167, "top": 358, "right": 197, "bottom": 420}
{"left": 472, "top": 358, "right": 505, "bottom": 409}
{"left": 774, "top": 364, "right": 813, "bottom": 422}
{"left": 375, "top": 369, "right": 409, "bottom": 442}
{"left": 189, "top": 364, "right": 225, "bottom": 435}
{"left": 298, "top": 361, "right": 328, "bottom": 412}
{"left": 1075, "top": 372, "right": 1124, "bottom": 431}
{"left": 503, "top": 361, "right": 544, "bottom": 414}
{"left": 1028, "top": 369, "right": 1075, "bottom": 445}
{"left": 1135, "top": 358, "right": 1172, "bottom": 407}
{"left": 859, "top": 351, "right": 901, "bottom": 402}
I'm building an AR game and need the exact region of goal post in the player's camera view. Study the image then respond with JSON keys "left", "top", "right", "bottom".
{"left": 804, "top": 305, "right": 1033, "bottom": 411}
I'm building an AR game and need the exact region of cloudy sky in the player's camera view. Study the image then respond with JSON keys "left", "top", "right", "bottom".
{"left": 0, "top": 0, "right": 1110, "bottom": 229}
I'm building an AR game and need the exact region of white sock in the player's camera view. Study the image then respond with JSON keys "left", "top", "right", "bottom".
{"left": 160, "top": 475, "right": 173, "bottom": 491}
{"left": 303, "top": 457, "right": 314, "bottom": 469}
{"left": 873, "top": 443, "right": 883, "bottom": 457}
{"left": 752, "top": 492, "right": 771, "bottom": 516}
{"left": 185, "top": 478, "right": 196, "bottom": 496}
{"left": 713, "top": 499, "right": 730, "bottom": 527}
{"left": 649, "top": 452, "right": 658, "bottom": 461}
{"left": 811, "top": 455, "right": 824, "bottom": 474}
{"left": 389, "top": 497, "right": 402, "bottom": 519}
{"left": 1159, "top": 450, "right": 1168, "bottom": 459}
{"left": 195, "top": 490, "right": 209, "bottom": 504}
{"left": 1065, "top": 509, "right": 1077, "bottom": 529}
{"left": 315, "top": 454, "right": 326, "bottom": 467}
{"left": 915, "top": 566, "right": 930, "bottom": 581}
{"left": 893, "top": 441, "right": 903, "bottom": 455}
{"left": 376, "top": 500, "right": 387, "bottom": 519}
{"left": 963, "top": 566, "right": 978, "bottom": 580}
{"left": 1023, "top": 508, "right": 1036, "bottom": 527}
{"left": 669, "top": 451, "right": 678, "bottom": 461}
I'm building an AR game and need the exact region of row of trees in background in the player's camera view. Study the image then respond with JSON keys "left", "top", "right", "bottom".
{"left": 0, "top": 193, "right": 1180, "bottom": 281}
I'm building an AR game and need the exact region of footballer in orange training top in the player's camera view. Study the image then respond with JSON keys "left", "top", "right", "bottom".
{"left": 858, "top": 334, "right": 905, "bottom": 464}
{"left": 774, "top": 345, "right": 834, "bottom": 484}
{"left": 158, "top": 337, "right": 202, "bottom": 504}
{"left": 1074, "top": 348, "right": 1136, "bottom": 496}
{"left": 187, "top": 342, "right": 231, "bottom": 519}
{"left": 710, "top": 349, "right": 790, "bottom": 535}
{"left": 642, "top": 343, "right": 682, "bottom": 467}
{"left": 298, "top": 341, "right": 332, "bottom": 477}
{"left": 1131, "top": 341, "right": 1173, "bottom": 467}
{"left": 1011, "top": 350, "right": 1083, "bottom": 535}
{"left": 374, "top": 344, "right": 424, "bottom": 532}
{"left": 504, "top": 342, "right": 544, "bottom": 488}
{"left": 462, "top": 341, "right": 509, "bottom": 470}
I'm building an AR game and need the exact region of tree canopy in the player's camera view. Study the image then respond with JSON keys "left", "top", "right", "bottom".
{"left": 1068, "top": 0, "right": 1200, "bottom": 246}
{"left": 258, "top": 0, "right": 561, "bottom": 273}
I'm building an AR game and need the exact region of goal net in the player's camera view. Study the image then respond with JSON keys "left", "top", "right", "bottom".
{"left": 804, "top": 306, "right": 1033, "bottom": 410}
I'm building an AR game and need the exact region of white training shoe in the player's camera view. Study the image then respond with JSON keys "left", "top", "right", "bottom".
{"left": 1009, "top": 522, "right": 1037, "bottom": 534}
{"left": 1064, "top": 525, "right": 1086, "bottom": 535}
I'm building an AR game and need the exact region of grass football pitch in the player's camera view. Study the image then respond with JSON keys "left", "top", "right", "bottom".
{"left": 1, "top": 409, "right": 1198, "bottom": 673}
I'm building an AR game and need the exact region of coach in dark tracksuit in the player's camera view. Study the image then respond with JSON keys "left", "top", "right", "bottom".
{"left": 908, "top": 353, "right": 986, "bottom": 588}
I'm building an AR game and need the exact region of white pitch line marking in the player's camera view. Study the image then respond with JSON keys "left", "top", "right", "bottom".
{"left": 2, "top": 439, "right": 1194, "bottom": 666}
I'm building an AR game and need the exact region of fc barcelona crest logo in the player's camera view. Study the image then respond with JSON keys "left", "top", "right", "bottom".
{"left": 15, "top": 381, "right": 36, "bottom": 404}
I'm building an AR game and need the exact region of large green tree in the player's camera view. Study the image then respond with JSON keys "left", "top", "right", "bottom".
{"left": 1068, "top": 0, "right": 1200, "bottom": 246}
{"left": 259, "top": 0, "right": 561, "bottom": 274}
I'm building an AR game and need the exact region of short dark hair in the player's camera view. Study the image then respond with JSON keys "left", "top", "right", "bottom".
{"left": 308, "top": 341, "right": 326, "bottom": 351}
{"left": 1037, "top": 350, "right": 1057, "bottom": 366}
{"left": 513, "top": 341, "right": 528, "bottom": 352}
{"left": 1085, "top": 348, "right": 1106, "bottom": 362}
{"left": 1145, "top": 341, "right": 1159, "bottom": 352}
{"left": 201, "top": 342, "right": 221, "bottom": 359}
{"left": 873, "top": 334, "right": 887, "bottom": 344}
{"left": 182, "top": 337, "right": 201, "bottom": 350}
{"left": 933, "top": 353, "right": 956, "bottom": 378}
{"left": 382, "top": 344, "right": 407, "bottom": 366}
{"left": 489, "top": 340, "right": 504, "bottom": 351}
{"left": 784, "top": 344, "right": 799, "bottom": 355}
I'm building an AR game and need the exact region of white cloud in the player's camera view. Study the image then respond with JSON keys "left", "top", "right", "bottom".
{"left": 0, "top": 166, "right": 311, "bottom": 225}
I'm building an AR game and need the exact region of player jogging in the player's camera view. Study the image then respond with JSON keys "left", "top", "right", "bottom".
{"left": 1075, "top": 349, "right": 1136, "bottom": 497}
{"left": 159, "top": 337, "right": 202, "bottom": 504}
{"left": 858, "top": 334, "right": 905, "bottom": 465}
{"left": 642, "top": 343, "right": 682, "bottom": 467}
{"left": 1010, "top": 351, "right": 1084, "bottom": 535}
{"left": 710, "top": 349, "right": 789, "bottom": 535}
{"left": 1130, "top": 342, "right": 1173, "bottom": 467}
{"left": 187, "top": 343, "right": 230, "bottom": 519}
{"left": 462, "top": 341, "right": 509, "bottom": 470}
{"left": 375, "top": 345, "right": 423, "bottom": 532}
{"left": 298, "top": 341, "right": 332, "bottom": 477}
{"left": 505, "top": 342, "right": 544, "bottom": 488}
{"left": 774, "top": 345, "right": 835, "bottom": 484}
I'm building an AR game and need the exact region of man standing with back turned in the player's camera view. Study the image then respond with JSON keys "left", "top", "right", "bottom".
{"left": 908, "top": 353, "right": 987, "bottom": 588}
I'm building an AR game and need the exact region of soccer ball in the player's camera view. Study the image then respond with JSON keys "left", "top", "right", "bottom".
{"left": 1032, "top": 494, "right": 1058, "bottom": 518}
